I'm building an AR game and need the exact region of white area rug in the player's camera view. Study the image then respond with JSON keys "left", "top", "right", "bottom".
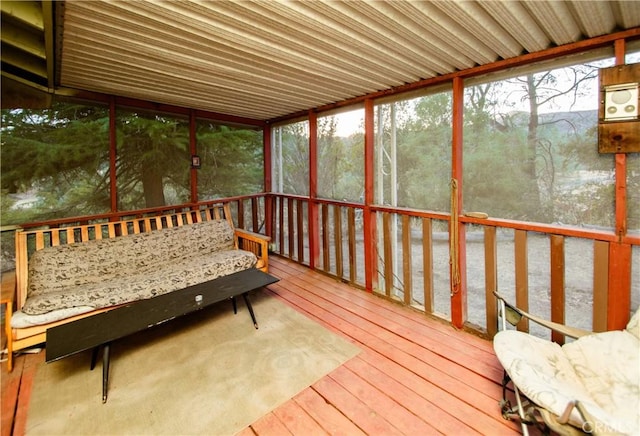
{"left": 26, "top": 290, "right": 360, "bottom": 435}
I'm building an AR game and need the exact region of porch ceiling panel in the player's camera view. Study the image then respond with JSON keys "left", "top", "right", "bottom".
{"left": 6, "top": 1, "right": 640, "bottom": 121}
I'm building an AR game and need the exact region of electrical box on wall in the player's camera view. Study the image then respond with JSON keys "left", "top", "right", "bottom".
{"left": 598, "top": 63, "right": 640, "bottom": 153}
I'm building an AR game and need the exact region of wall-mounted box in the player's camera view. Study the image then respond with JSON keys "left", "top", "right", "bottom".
{"left": 598, "top": 64, "right": 640, "bottom": 153}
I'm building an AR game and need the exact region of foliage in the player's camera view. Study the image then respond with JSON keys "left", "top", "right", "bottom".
{"left": 197, "top": 123, "right": 263, "bottom": 199}
{"left": 1, "top": 102, "right": 266, "bottom": 226}
{"left": 392, "top": 94, "right": 452, "bottom": 211}
{"left": 1, "top": 58, "right": 629, "bottom": 233}
{"left": 115, "top": 110, "right": 191, "bottom": 209}
{"left": 317, "top": 116, "right": 364, "bottom": 202}
{"left": 1, "top": 103, "right": 110, "bottom": 224}
{"left": 273, "top": 121, "right": 310, "bottom": 196}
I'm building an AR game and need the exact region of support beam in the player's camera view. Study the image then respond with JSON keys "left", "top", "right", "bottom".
{"left": 450, "top": 77, "right": 467, "bottom": 329}
{"left": 308, "top": 111, "right": 319, "bottom": 270}
{"left": 363, "top": 99, "right": 376, "bottom": 292}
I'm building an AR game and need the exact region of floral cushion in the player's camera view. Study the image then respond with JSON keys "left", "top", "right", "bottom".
{"left": 20, "top": 219, "right": 257, "bottom": 316}
{"left": 494, "top": 310, "right": 640, "bottom": 435}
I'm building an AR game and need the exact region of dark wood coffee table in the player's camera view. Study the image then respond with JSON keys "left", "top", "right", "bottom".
{"left": 46, "top": 268, "right": 278, "bottom": 402}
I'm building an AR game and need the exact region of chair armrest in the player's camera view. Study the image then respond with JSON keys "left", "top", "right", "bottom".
{"left": 494, "top": 291, "right": 592, "bottom": 339}
{"left": 234, "top": 229, "right": 271, "bottom": 272}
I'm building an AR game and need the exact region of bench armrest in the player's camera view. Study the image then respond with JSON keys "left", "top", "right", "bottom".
{"left": 234, "top": 229, "right": 271, "bottom": 272}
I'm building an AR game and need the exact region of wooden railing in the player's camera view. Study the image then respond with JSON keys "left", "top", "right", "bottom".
{"left": 268, "top": 193, "right": 639, "bottom": 340}
{"left": 4, "top": 192, "right": 638, "bottom": 339}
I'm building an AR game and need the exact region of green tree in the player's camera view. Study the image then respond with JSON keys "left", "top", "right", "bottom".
{"left": 1, "top": 103, "right": 110, "bottom": 223}
{"left": 115, "top": 110, "right": 190, "bottom": 209}
{"left": 276, "top": 121, "right": 309, "bottom": 195}
{"left": 400, "top": 93, "right": 452, "bottom": 211}
{"left": 317, "top": 116, "right": 365, "bottom": 202}
{"left": 197, "top": 123, "right": 263, "bottom": 198}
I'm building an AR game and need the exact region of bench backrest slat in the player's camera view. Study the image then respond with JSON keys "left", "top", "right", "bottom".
{"left": 51, "top": 231, "right": 60, "bottom": 247}
{"left": 66, "top": 228, "right": 75, "bottom": 244}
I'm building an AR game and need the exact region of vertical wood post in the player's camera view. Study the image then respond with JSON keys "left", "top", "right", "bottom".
{"left": 308, "top": 111, "right": 319, "bottom": 270}
{"left": 451, "top": 77, "right": 467, "bottom": 328}
{"left": 363, "top": 99, "right": 377, "bottom": 293}
{"left": 608, "top": 38, "right": 632, "bottom": 330}
{"left": 263, "top": 125, "right": 273, "bottom": 239}
{"left": 109, "top": 98, "right": 117, "bottom": 213}
{"left": 189, "top": 110, "right": 198, "bottom": 204}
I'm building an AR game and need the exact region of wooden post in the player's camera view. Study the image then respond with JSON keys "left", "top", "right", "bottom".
{"left": 109, "top": 98, "right": 117, "bottom": 213}
{"left": 450, "top": 77, "right": 467, "bottom": 328}
{"left": 608, "top": 39, "right": 632, "bottom": 330}
{"left": 308, "top": 111, "right": 319, "bottom": 270}
{"left": 363, "top": 99, "right": 377, "bottom": 292}
{"left": 189, "top": 110, "right": 198, "bottom": 204}
{"left": 263, "top": 126, "right": 273, "bottom": 239}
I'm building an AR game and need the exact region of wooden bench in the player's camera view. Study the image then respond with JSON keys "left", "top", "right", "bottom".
{"left": 8, "top": 202, "right": 272, "bottom": 372}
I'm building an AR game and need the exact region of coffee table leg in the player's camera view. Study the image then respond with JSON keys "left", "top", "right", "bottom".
{"left": 102, "top": 343, "right": 111, "bottom": 403}
{"left": 242, "top": 293, "right": 258, "bottom": 329}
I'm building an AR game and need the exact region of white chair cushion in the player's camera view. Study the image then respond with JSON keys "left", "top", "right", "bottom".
{"left": 563, "top": 330, "right": 639, "bottom": 434}
{"left": 494, "top": 330, "right": 595, "bottom": 427}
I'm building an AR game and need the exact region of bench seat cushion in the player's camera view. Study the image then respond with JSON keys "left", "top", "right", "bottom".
{"left": 21, "top": 249, "right": 257, "bottom": 315}
{"left": 26, "top": 219, "right": 236, "bottom": 300}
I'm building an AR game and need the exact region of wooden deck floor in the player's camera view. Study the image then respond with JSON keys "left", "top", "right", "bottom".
{"left": 2, "top": 257, "right": 522, "bottom": 435}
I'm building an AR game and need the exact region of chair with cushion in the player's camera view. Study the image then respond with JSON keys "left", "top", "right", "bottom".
{"left": 493, "top": 291, "right": 639, "bottom": 436}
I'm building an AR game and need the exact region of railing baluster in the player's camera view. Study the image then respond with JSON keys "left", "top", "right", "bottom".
{"left": 593, "top": 240, "right": 609, "bottom": 332}
{"left": 287, "top": 198, "right": 294, "bottom": 260}
{"left": 422, "top": 218, "right": 433, "bottom": 314}
{"left": 402, "top": 215, "right": 412, "bottom": 305}
{"left": 322, "top": 203, "right": 329, "bottom": 272}
{"left": 348, "top": 208, "right": 357, "bottom": 285}
{"left": 297, "top": 200, "right": 305, "bottom": 264}
{"left": 550, "top": 235, "right": 565, "bottom": 344}
{"left": 515, "top": 230, "right": 529, "bottom": 332}
{"left": 278, "top": 197, "right": 284, "bottom": 255}
{"left": 251, "top": 197, "right": 258, "bottom": 233}
{"left": 334, "top": 205, "right": 343, "bottom": 280}
{"left": 484, "top": 226, "right": 498, "bottom": 337}
{"left": 383, "top": 212, "right": 393, "bottom": 297}
{"left": 237, "top": 200, "right": 245, "bottom": 229}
